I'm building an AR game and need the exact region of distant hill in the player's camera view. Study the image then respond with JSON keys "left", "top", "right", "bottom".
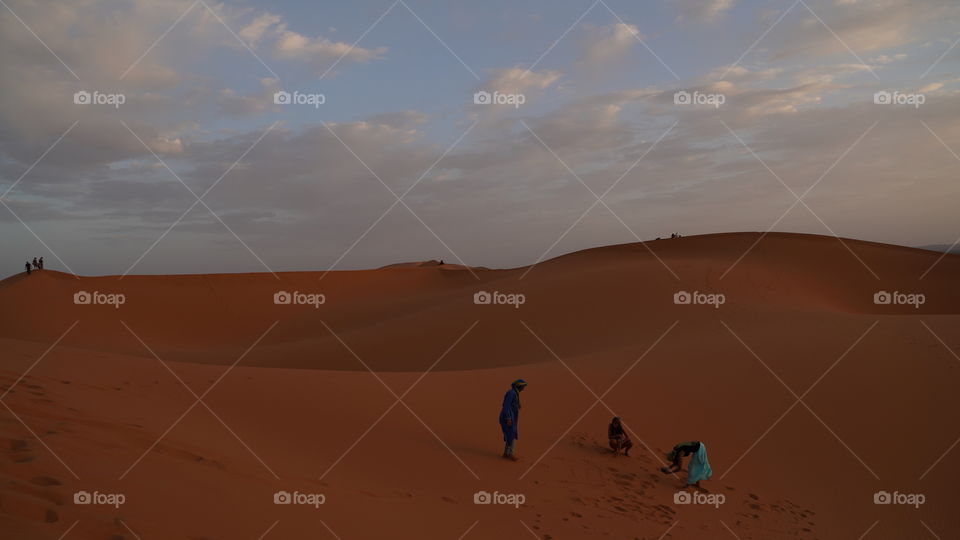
{"left": 918, "top": 243, "right": 960, "bottom": 255}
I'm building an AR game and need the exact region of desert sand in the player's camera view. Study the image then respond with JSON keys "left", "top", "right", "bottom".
{"left": 0, "top": 232, "right": 957, "bottom": 539}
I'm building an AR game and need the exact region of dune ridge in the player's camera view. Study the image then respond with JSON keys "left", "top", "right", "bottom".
{"left": 1, "top": 232, "right": 956, "bottom": 371}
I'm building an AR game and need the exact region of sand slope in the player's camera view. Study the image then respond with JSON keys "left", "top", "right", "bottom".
{"left": 0, "top": 232, "right": 958, "bottom": 539}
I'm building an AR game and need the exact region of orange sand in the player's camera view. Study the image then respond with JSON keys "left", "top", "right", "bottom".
{"left": 0, "top": 232, "right": 957, "bottom": 539}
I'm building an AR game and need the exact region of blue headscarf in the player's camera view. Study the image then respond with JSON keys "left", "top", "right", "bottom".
{"left": 511, "top": 379, "right": 527, "bottom": 407}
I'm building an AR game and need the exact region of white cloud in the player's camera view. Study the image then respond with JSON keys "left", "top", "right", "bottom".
{"left": 771, "top": 0, "right": 959, "bottom": 60}
{"left": 239, "top": 13, "right": 282, "bottom": 45}
{"left": 273, "top": 29, "right": 386, "bottom": 64}
{"left": 871, "top": 53, "right": 908, "bottom": 64}
{"left": 707, "top": 65, "right": 783, "bottom": 82}
{"left": 487, "top": 66, "right": 562, "bottom": 94}
{"left": 675, "top": 0, "right": 737, "bottom": 22}
{"left": 578, "top": 23, "right": 641, "bottom": 68}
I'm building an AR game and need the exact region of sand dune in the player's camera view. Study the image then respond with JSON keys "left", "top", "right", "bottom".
{"left": 1, "top": 232, "right": 958, "bottom": 539}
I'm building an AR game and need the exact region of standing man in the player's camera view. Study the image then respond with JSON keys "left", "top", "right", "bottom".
{"left": 499, "top": 379, "right": 527, "bottom": 461}
{"left": 38, "top": 257, "right": 43, "bottom": 270}
{"left": 25, "top": 261, "right": 31, "bottom": 275}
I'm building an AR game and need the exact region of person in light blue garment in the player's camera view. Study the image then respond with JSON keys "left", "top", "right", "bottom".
{"left": 661, "top": 440, "right": 712, "bottom": 488}
{"left": 499, "top": 379, "right": 527, "bottom": 461}
{"left": 686, "top": 442, "right": 712, "bottom": 488}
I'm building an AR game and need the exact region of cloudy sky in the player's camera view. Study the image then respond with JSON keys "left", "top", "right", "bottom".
{"left": 1, "top": 0, "right": 959, "bottom": 276}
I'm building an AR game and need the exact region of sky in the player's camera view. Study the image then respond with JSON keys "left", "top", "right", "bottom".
{"left": 1, "top": 0, "right": 959, "bottom": 277}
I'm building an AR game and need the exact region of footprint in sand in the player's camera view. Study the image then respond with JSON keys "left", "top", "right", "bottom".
{"left": 8, "top": 439, "right": 35, "bottom": 463}
{"left": 30, "top": 476, "right": 62, "bottom": 486}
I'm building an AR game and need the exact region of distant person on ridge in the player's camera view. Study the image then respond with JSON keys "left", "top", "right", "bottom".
{"left": 660, "top": 440, "right": 712, "bottom": 489}
{"left": 32, "top": 257, "right": 38, "bottom": 270}
{"left": 38, "top": 257, "right": 43, "bottom": 270}
{"left": 25, "top": 261, "right": 31, "bottom": 275}
{"left": 608, "top": 417, "right": 632, "bottom": 456}
{"left": 499, "top": 379, "right": 527, "bottom": 461}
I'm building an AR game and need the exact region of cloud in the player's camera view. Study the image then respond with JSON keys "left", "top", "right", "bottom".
{"left": 674, "top": 0, "right": 737, "bottom": 22}
{"left": 871, "top": 53, "right": 908, "bottom": 64}
{"left": 216, "top": 78, "right": 280, "bottom": 117}
{"left": 769, "top": 0, "right": 959, "bottom": 60}
{"left": 363, "top": 110, "right": 429, "bottom": 129}
{"left": 273, "top": 29, "right": 386, "bottom": 65}
{"left": 238, "top": 13, "right": 282, "bottom": 45}
{"left": 234, "top": 8, "right": 387, "bottom": 71}
{"left": 578, "top": 23, "right": 641, "bottom": 68}
{"left": 707, "top": 65, "right": 783, "bottom": 82}
{"left": 486, "top": 66, "right": 562, "bottom": 95}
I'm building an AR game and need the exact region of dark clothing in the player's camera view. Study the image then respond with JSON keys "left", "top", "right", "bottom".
{"left": 608, "top": 420, "right": 632, "bottom": 453}
{"left": 25, "top": 263, "right": 31, "bottom": 275}
{"left": 667, "top": 441, "right": 701, "bottom": 463}
{"left": 499, "top": 387, "right": 520, "bottom": 443}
